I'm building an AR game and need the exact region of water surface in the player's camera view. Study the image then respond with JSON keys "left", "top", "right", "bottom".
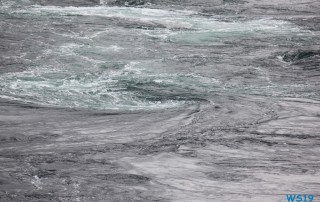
{"left": 0, "top": 0, "right": 319, "bottom": 201}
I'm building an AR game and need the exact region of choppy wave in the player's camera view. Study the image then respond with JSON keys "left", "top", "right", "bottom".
{"left": 2, "top": 5, "right": 309, "bottom": 44}
{"left": 0, "top": 5, "right": 314, "bottom": 110}
{"left": 0, "top": 61, "right": 218, "bottom": 110}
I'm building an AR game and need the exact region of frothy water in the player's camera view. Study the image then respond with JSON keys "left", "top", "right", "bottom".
{"left": 0, "top": 5, "right": 313, "bottom": 110}
{"left": 0, "top": 61, "right": 219, "bottom": 110}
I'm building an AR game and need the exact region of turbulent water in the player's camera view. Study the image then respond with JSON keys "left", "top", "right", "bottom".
{"left": 0, "top": 0, "right": 320, "bottom": 201}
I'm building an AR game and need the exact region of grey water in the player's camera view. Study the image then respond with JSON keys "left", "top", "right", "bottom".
{"left": 0, "top": 0, "right": 320, "bottom": 201}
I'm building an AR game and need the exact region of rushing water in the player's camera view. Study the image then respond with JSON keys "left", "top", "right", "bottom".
{"left": 0, "top": 0, "right": 320, "bottom": 202}
{"left": 0, "top": 5, "right": 315, "bottom": 110}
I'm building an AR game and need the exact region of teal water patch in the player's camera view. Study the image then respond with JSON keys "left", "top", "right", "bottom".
{"left": 0, "top": 59, "right": 314, "bottom": 110}
{"left": 0, "top": 61, "right": 218, "bottom": 110}
{"left": 167, "top": 18, "right": 307, "bottom": 45}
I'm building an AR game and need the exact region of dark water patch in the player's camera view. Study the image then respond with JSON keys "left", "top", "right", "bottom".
{"left": 133, "top": 89, "right": 208, "bottom": 103}
{"left": 84, "top": 158, "right": 113, "bottom": 165}
{"left": 0, "top": 179, "right": 8, "bottom": 185}
{"left": 91, "top": 143, "right": 143, "bottom": 153}
{"left": 201, "top": 8, "right": 238, "bottom": 15}
{"left": 283, "top": 50, "right": 320, "bottom": 62}
{"left": 169, "top": 55, "right": 212, "bottom": 66}
{"left": 235, "top": 137, "right": 279, "bottom": 146}
{"left": 31, "top": 169, "right": 57, "bottom": 178}
{"left": 112, "top": 0, "right": 148, "bottom": 6}
{"left": 24, "top": 192, "right": 59, "bottom": 201}
{"left": 11, "top": 153, "right": 77, "bottom": 165}
{"left": 89, "top": 112, "right": 125, "bottom": 116}
{"left": 0, "top": 133, "right": 60, "bottom": 144}
{"left": 250, "top": 6, "right": 316, "bottom": 15}
{"left": 138, "top": 134, "right": 214, "bottom": 155}
{"left": 29, "top": 0, "right": 100, "bottom": 7}
{"left": 253, "top": 132, "right": 320, "bottom": 140}
{"left": 231, "top": 68, "right": 260, "bottom": 79}
{"left": 0, "top": 98, "right": 80, "bottom": 112}
{"left": 223, "top": 0, "right": 247, "bottom": 5}
{"left": 94, "top": 173, "right": 150, "bottom": 184}
{"left": 114, "top": 18, "right": 167, "bottom": 30}
{"left": 206, "top": 172, "right": 251, "bottom": 182}
{"left": 139, "top": 142, "right": 180, "bottom": 154}
{"left": 14, "top": 150, "right": 120, "bottom": 172}
{"left": 278, "top": 164, "right": 319, "bottom": 175}
{"left": 90, "top": 140, "right": 183, "bottom": 155}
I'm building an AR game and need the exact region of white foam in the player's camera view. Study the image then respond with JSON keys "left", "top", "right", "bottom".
{"left": 0, "top": 60, "right": 205, "bottom": 110}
